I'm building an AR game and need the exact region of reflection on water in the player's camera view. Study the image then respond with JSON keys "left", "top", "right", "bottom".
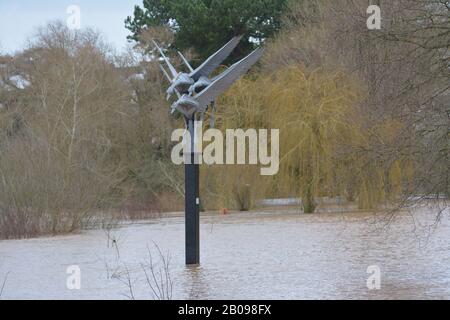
{"left": 0, "top": 206, "right": 449, "bottom": 299}
{"left": 183, "top": 266, "right": 212, "bottom": 300}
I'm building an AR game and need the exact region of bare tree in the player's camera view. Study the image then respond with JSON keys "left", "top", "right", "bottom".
{"left": 263, "top": 0, "right": 449, "bottom": 211}
{"left": 141, "top": 243, "right": 173, "bottom": 300}
{"left": 0, "top": 22, "right": 131, "bottom": 238}
{"left": 110, "top": 242, "right": 174, "bottom": 300}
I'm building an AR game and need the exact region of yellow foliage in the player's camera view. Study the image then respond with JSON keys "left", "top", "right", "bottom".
{"left": 202, "top": 65, "right": 414, "bottom": 212}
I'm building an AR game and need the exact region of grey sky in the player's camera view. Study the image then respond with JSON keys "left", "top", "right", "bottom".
{"left": 0, "top": 0, "right": 142, "bottom": 54}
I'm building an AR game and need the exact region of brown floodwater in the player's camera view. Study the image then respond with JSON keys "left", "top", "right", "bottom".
{"left": 0, "top": 205, "right": 449, "bottom": 299}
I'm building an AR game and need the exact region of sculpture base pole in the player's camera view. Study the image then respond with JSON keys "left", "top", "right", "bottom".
{"left": 185, "top": 119, "right": 200, "bottom": 265}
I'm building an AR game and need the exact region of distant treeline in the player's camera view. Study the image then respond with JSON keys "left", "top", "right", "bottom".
{"left": 0, "top": 0, "right": 448, "bottom": 238}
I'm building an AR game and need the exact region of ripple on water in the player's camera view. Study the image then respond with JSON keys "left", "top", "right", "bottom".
{"left": 0, "top": 206, "right": 449, "bottom": 299}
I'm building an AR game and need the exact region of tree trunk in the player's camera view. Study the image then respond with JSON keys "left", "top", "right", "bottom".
{"left": 302, "top": 179, "right": 316, "bottom": 214}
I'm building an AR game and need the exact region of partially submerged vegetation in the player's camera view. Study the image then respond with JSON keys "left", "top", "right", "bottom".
{"left": 0, "top": 23, "right": 181, "bottom": 239}
{"left": 205, "top": 0, "right": 448, "bottom": 213}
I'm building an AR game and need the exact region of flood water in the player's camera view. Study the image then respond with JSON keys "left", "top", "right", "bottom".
{"left": 0, "top": 205, "right": 449, "bottom": 300}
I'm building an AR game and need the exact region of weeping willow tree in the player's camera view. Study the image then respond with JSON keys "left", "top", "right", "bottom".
{"left": 199, "top": 70, "right": 273, "bottom": 211}
{"left": 201, "top": 165, "right": 267, "bottom": 211}
{"left": 209, "top": 65, "right": 412, "bottom": 213}
{"left": 261, "top": 66, "right": 367, "bottom": 213}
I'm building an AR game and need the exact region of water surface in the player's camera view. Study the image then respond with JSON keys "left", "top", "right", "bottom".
{"left": 0, "top": 206, "right": 449, "bottom": 299}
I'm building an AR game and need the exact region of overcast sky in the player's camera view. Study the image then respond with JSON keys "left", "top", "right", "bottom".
{"left": 0, "top": 0, "right": 142, "bottom": 54}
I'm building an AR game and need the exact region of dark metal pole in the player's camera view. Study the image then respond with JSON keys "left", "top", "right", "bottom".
{"left": 185, "top": 118, "right": 200, "bottom": 265}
